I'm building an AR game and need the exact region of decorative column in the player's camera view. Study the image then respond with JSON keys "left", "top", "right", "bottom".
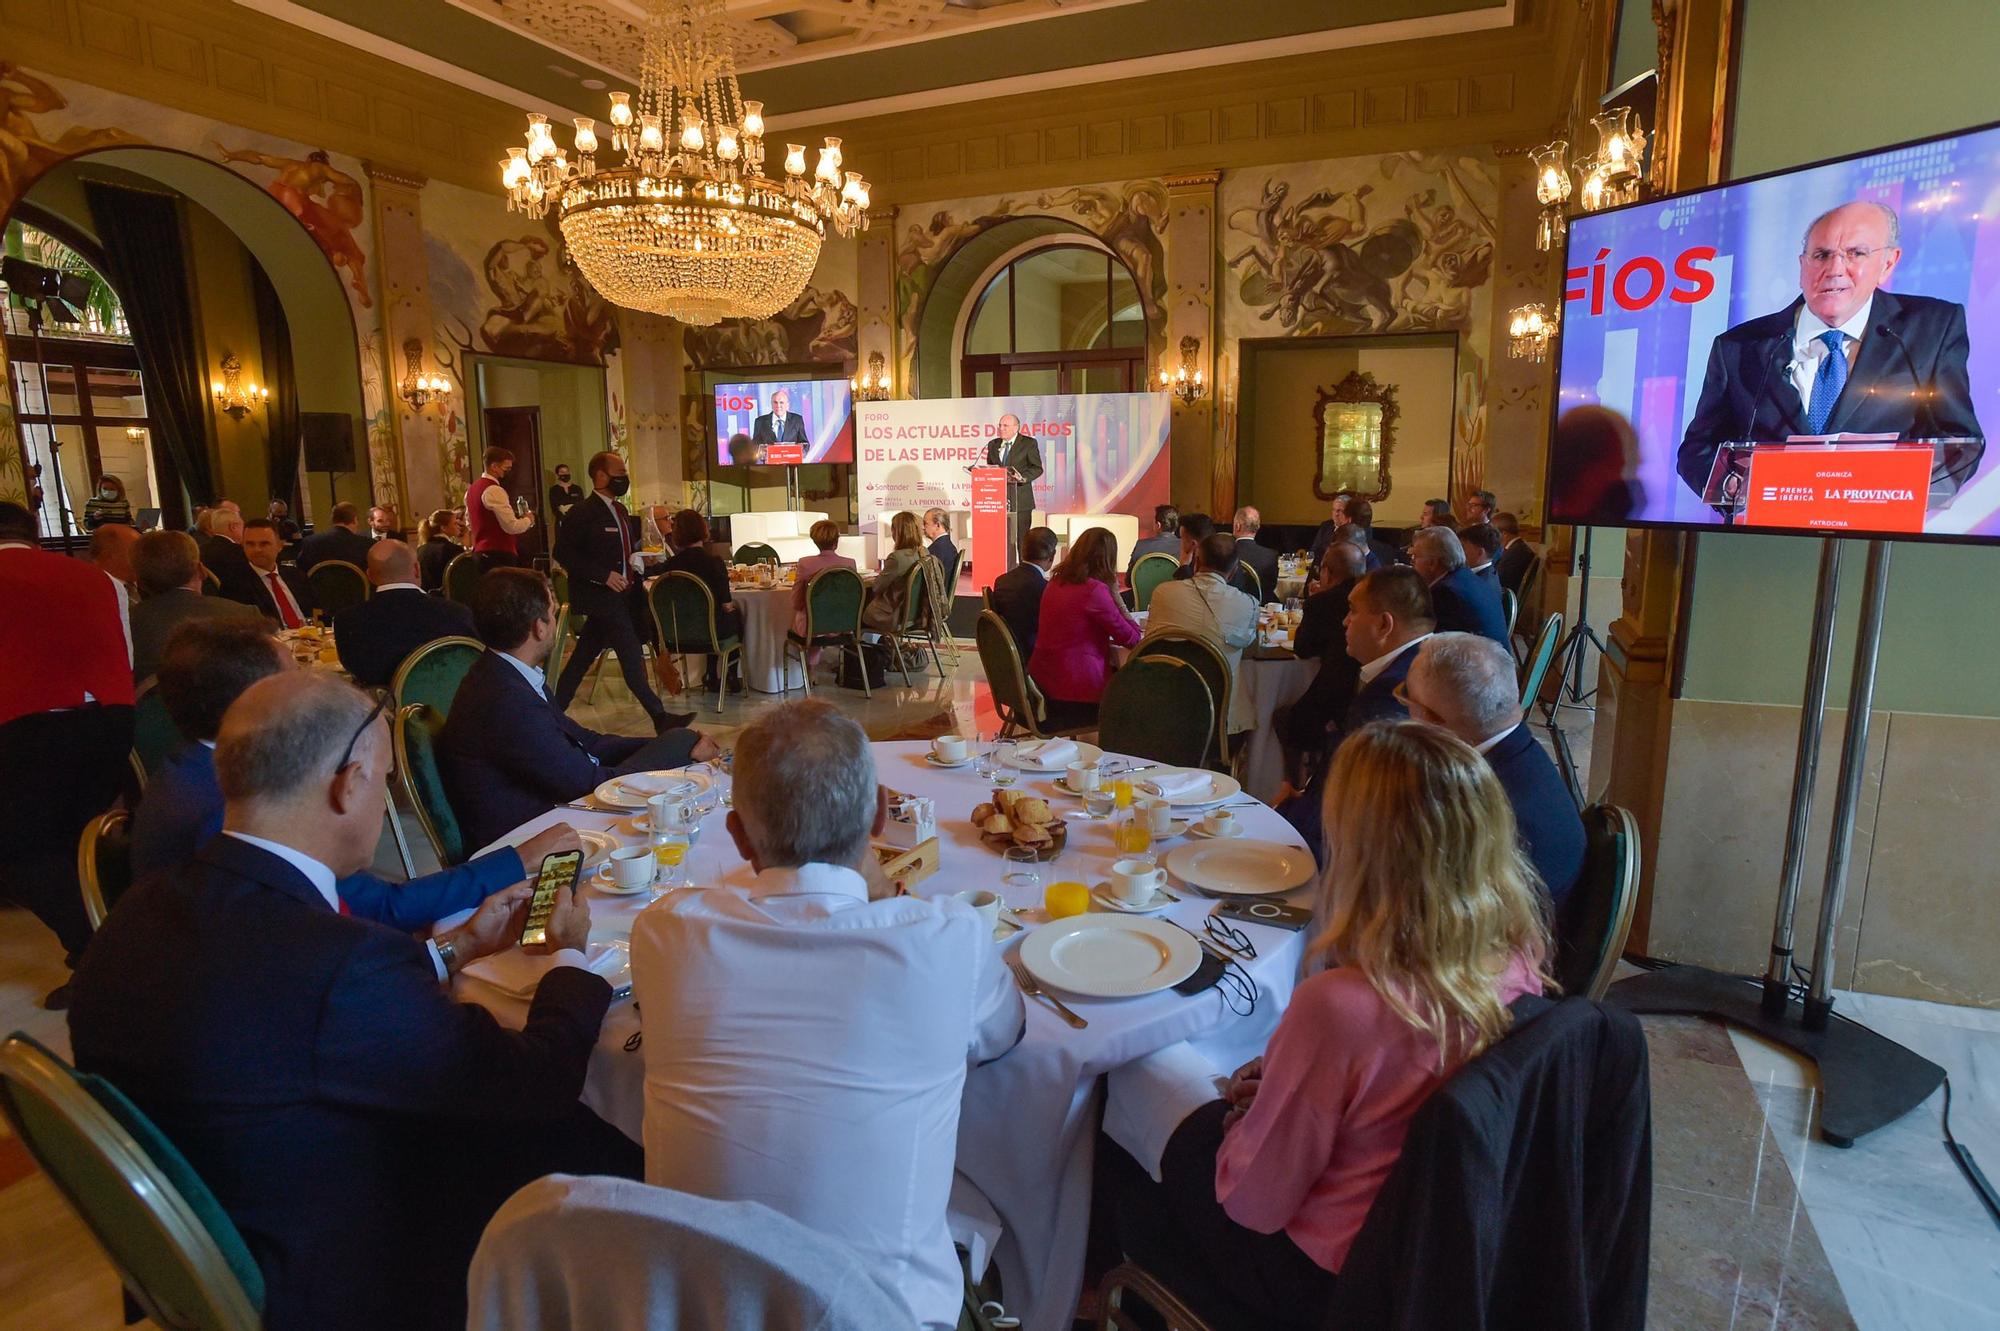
{"left": 1162, "top": 172, "right": 1219, "bottom": 514}
{"left": 857, "top": 206, "right": 898, "bottom": 398}
{"left": 365, "top": 164, "right": 438, "bottom": 520}
{"left": 616, "top": 310, "right": 686, "bottom": 508}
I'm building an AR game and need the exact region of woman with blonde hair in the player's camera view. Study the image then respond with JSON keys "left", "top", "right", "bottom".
{"left": 1101, "top": 720, "right": 1549, "bottom": 1329}
{"left": 862, "top": 509, "right": 926, "bottom": 634}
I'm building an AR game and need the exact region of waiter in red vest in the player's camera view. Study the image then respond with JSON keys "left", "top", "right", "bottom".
{"left": 467, "top": 446, "right": 537, "bottom": 568}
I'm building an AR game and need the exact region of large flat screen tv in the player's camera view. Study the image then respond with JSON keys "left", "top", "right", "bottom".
{"left": 1549, "top": 120, "right": 2000, "bottom": 545}
{"left": 714, "top": 379, "right": 854, "bottom": 466}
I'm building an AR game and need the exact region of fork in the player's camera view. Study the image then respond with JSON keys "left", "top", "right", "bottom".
{"left": 1007, "top": 957, "right": 1088, "bottom": 1029}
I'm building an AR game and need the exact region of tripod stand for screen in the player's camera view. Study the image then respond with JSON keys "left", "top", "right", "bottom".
{"left": 1540, "top": 526, "right": 1607, "bottom": 804}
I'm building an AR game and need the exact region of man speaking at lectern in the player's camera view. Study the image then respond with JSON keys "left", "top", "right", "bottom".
{"left": 751, "top": 387, "right": 808, "bottom": 449}
{"left": 985, "top": 412, "right": 1044, "bottom": 561}
{"left": 1677, "top": 200, "right": 1983, "bottom": 503}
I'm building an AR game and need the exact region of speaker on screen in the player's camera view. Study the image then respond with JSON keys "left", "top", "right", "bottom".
{"left": 301, "top": 412, "right": 358, "bottom": 473}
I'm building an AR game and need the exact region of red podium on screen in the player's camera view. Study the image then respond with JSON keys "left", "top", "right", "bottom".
{"left": 1740, "top": 444, "right": 1934, "bottom": 533}
{"left": 764, "top": 443, "right": 805, "bottom": 467}
{"left": 970, "top": 465, "right": 1011, "bottom": 593}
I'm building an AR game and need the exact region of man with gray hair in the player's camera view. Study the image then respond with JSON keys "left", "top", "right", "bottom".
{"left": 1229, "top": 505, "right": 1279, "bottom": 603}
{"left": 1678, "top": 197, "right": 1982, "bottom": 501}
{"left": 630, "top": 699, "right": 1022, "bottom": 1329}
{"left": 1409, "top": 525, "right": 1507, "bottom": 645}
{"left": 1404, "top": 632, "right": 1584, "bottom": 904}
{"left": 70, "top": 669, "right": 639, "bottom": 1330}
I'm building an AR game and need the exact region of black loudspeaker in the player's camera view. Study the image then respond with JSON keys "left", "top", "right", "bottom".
{"left": 301, "top": 412, "right": 357, "bottom": 473}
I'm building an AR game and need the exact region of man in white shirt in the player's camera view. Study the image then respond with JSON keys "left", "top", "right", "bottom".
{"left": 1142, "top": 532, "right": 1259, "bottom": 736}
{"left": 88, "top": 521, "right": 140, "bottom": 663}
{"left": 631, "top": 700, "right": 1023, "bottom": 1330}
{"left": 467, "top": 447, "right": 537, "bottom": 567}
{"left": 368, "top": 504, "right": 400, "bottom": 540}
{"left": 240, "top": 517, "right": 317, "bottom": 628}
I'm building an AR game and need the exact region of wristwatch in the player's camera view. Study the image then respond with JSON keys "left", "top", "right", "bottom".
{"left": 433, "top": 936, "right": 459, "bottom": 977}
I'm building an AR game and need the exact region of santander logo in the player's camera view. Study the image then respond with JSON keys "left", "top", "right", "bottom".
{"left": 1565, "top": 245, "right": 1718, "bottom": 315}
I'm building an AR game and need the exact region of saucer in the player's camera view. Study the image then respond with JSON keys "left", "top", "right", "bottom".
{"left": 1091, "top": 883, "right": 1173, "bottom": 914}
{"left": 925, "top": 752, "right": 976, "bottom": 768}
{"left": 590, "top": 863, "right": 656, "bottom": 896}
{"left": 1190, "top": 822, "right": 1246, "bottom": 839}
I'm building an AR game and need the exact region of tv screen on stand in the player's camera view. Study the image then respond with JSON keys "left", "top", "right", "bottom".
{"left": 1549, "top": 119, "right": 1999, "bottom": 545}
{"left": 714, "top": 380, "right": 854, "bottom": 467}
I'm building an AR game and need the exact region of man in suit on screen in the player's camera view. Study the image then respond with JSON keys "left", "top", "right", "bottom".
{"left": 1677, "top": 200, "right": 1984, "bottom": 503}
{"left": 985, "top": 413, "right": 1044, "bottom": 564}
{"left": 750, "top": 387, "right": 808, "bottom": 450}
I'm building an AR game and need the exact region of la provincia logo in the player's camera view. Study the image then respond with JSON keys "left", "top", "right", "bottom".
{"left": 1826, "top": 487, "right": 1915, "bottom": 502}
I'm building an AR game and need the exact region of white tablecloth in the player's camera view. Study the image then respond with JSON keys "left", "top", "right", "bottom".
{"left": 733, "top": 583, "right": 804, "bottom": 694}
{"left": 456, "top": 741, "right": 1311, "bottom": 1331}
{"left": 1236, "top": 651, "right": 1320, "bottom": 804}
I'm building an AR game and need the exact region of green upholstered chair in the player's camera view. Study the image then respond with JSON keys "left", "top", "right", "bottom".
{"left": 546, "top": 602, "right": 573, "bottom": 687}
{"left": 77, "top": 809, "right": 133, "bottom": 934}
{"left": 785, "top": 566, "right": 867, "bottom": 697}
{"left": 649, "top": 571, "right": 742, "bottom": 715}
{"left": 1553, "top": 803, "right": 1642, "bottom": 1002}
{"left": 131, "top": 683, "right": 184, "bottom": 776}
{"left": 0, "top": 1033, "right": 264, "bottom": 1330}
{"left": 1519, "top": 611, "right": 1565, "bottom": 711}
{"left": 1097, "top": 1262, "right": 1217, "bottom": 1331}
{"left": 732, "top": 542, "right": 782, "bottom": 566}
{"left": 305, "top": 559, "right": 369, "bottom": 617}
{"left": 444, "top": 551, "right": 485, "bottom": 607}
{"left": 1130, "top": 632, "right": 1234, "bottom": 770}
{"left": 884, "top": 558, "right": 946, "bottom": 684}
{"left": 976, "top": 609, "right": 1052, "bottom": 740}
{"left": 1233, "top": 560, "right": 1263, "bottom": 604}
{"left": 1097, "top": 656, "right": 1214, "bottom": 770}
{"left": 389, "top": 636, "right": 484, "bottom": 719}
{"left": 1501, "top": 587, "right": 1520, "bottom": 640}
{"left": 1129, "top": 552, "right": 1180, "bottom": 612}
{"left": 394, "top": 703, "right": 465, "bottom": 867}
{"left": 548, "top": 560, "right": 570, "bottom": 609}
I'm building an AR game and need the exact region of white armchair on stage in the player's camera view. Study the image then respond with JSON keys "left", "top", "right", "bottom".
{"left": 1042, "top": 511, "right": 1140, "bottom": 557}
{"left": 725, "top": 511, "right": 866, "bottom": 565}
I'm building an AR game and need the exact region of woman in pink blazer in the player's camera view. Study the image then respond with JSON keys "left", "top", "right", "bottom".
{"left": 1027, "top": 526, "right": 1142, "bottom": 731}
{"left": 792, "top": 519, "right": 858, "bottom": 665}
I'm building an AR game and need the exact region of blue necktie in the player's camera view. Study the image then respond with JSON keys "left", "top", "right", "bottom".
{"left": 1805, "top": 329, "right": 1848, "bottom": 434}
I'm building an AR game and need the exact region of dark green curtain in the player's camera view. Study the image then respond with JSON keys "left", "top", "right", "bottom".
{"left": 83, "top": 182, "right": 215, "bottom": 503}
{"left": 251, "top": 263, "right": 300, "bottom": 508}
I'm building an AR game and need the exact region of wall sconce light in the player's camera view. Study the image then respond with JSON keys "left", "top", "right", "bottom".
{"left": 124, "top": 425, "right": 146, "bottom": 443}
{"left": 1590, "top": 106, "right": 1645, "bottom": 207}
{"left": 851, "top": 350, "right": 892, "bottom": 401}
{"left": 398, "top": 339, "right": 451, "bottom": 412}
{"left": 210, "top": 353, "right": 268, "bottom": 421}
{"left": 1531, "top": 140, "right": 1573, "bottom": 252}
{"left": 1530, "top": 107, "right": 1648, "bottom": 252}
{"left": 1507, "top": 303, "right": 1557, "bottom": 362}
{"left": 1154, "top": 335, "right": 1207, "bottom": 406}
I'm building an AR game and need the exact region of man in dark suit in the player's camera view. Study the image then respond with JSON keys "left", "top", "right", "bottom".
{"left": 128, "top": 615, "right": 581, "bottom": 915}
{"left": 547, "top": 463, "right": 584, "bottom": 526}
{"left": 1461, "top": 522, "right": 1504, "bottom": 592}
{"left": 130, "top": 530, "right": 260, "bottom": 682}
{"left": 239, "top": 518, "right": 318, "bottom": 627}
{"left": 1411, "top": 527, "right": 1508, "bottom": 646}
{"left": 551, "top": 451, "right": 684, "bottom": 731}
{"left": 441, "top": 568, "right": 717, "bottom": 852}
{"left": 923, "top": 508, "right": 959, "bottom": 579}
{"left": 333, "top": 539, "right": 476, "bottom": 687}
{"left": 1493, "top": 512, "right": 1536, "bottom": 597}
{"left": 69, "top": 668, "right": 638, "bottom": 1331}
{"left": 1275, "top": 542, "right": 1366, "bottom": 781}
{"left": 750, "top": 386, "right": 808, "bottom": 448}
{"left": 1127, "top": 504, "right": 1181, "bottom": 570}
{"left": 201, "top": 507, "right": 261, "bottom": 606}
{"left": 1678, "top": 200, "right": 1984, "bottom": 503}
{"left": 1406, "top": 634, "right": 1584, "bottom": 904}
{"left": 1309, "top": 495, "right": 1400, "bottom": 571}
{"left": 1229, "top": 506, "right": 1280, "bottom": 603}
{"left": 984, "top": 412, "right": 1044, "bottom": 563}
{"left": 989, "top": 525, "right": 1056, "bottom": 659}
{"left": 295, "top": 501, "right": 375, "bottom": 573}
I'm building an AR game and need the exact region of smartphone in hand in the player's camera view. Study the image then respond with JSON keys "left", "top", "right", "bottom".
{"left": 518, "top": 850, "right": 585, "bottom": 949}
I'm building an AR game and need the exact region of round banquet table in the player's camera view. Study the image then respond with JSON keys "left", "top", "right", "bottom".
{"left": 1236, "top": 648, "right": 1321, "bottom": 804}
{"left": 730, "top": 582, "right": 805, "bottom": 694}
{"left": 454, "top": 740, "right": 1315, "bottom": 1331}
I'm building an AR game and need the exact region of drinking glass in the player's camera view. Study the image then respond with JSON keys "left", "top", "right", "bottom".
{"left": 651, "top": 834, "right": 691, "bottom": 895}
{"left": 1002, "top": 844, "right": 1042, "bottom": 894}
{"left": 1112, "top": 808, "right": 1153, "bottom": 855}
{"left": 1081, "top": 788, "right": 1116, "bottom": 819}
{"left": 1112, "top": 778, "right": 1136, "bottom": 810}
{"left": 712, "top": 750, "right": 735, "bottom": 808}
{"left": 989, "top": 741, "right": 1020, "bottom": 788}
{"left": 974, "top": 732, "right": 1002, "bottom": 782}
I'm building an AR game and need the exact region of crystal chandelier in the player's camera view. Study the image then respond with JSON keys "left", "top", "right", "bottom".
{"left": 1506, "top": 303, "right": 1556, "bottom": 362}
{"left": 500, "top": 0, "right": 870, "bottom": 325}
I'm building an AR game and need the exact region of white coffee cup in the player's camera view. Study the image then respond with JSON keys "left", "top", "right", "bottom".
{"left": 1140, "top": 796, "right": 1174, "bottom": 835}
{"left": 608, "top": 845, "right": 654, "bottom": 889}
{"left": 933, "top": 734, "right": 969, "bottom": 763}
{"left": 954, "top": 888, "right": 1002, "bottom": 931}
{"left": 1109, "top": 857, "right": 1164, "bottom": 904}
{"left": 1066, "top": 761, "right": 1101, "bottom": 792}
{"left": 1201, "top": 809, "right": 1238, "bottom": 837}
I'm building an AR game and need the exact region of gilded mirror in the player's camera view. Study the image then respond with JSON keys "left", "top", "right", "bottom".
{"left": 1312, "top": 370, "right": 1398, "bottom": 502}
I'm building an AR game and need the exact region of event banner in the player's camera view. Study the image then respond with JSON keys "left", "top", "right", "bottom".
{"left": 854, "top": 392, "right": 1173, "bottom": 561}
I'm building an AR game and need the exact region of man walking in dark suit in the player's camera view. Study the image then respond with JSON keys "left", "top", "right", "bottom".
{"left": 989, "top": 525, "right": 1057, "bottom": 658}
{"left": 440, "top": 568, "right": 716, "bottom": 852}
{"left": 333, "top": 539, "right": 476, "bottom": 687}
{"left": 130, "top": 530, "right": 260, "bottom": 682}
{"left": 239, "top": 519, "right": 317, "bottom": 627}
{"left": 1406, "top": 634, "right": 1584, "bottom": 904}
{"left": 295, "top": 502, "right": 375, "bottom": 573}
{"left": 1410, "top": 527, "right": 1508, "bottom": 646}
{"left": 1678, "top": 200, "right": 1984, "bottom": 502}
{"left": 984, "top": 413, "right": 1044, "bottom": 564}
{"left": 552, "top": 450, "right": 686, "bottom": 733}
{"left": 750, "top": 386, "right": 808, "bottom": 447}
{"left": 68, "top": 669, "right": 640, "bottom": 1331}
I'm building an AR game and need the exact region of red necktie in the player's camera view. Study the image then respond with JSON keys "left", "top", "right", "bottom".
{"left": 337, "top": 897, "right": 350, "bottom": 916}
{"left": 266, "top": 571, "right": 302, "bottom": 629}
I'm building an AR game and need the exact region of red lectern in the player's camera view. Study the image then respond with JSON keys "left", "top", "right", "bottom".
{"left": 970, "top": 465, "right": 1012, "bottom": 594}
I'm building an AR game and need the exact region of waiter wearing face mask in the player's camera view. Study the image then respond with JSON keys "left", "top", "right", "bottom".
{"left": 552, "top": 450, "right": 690, "bottom": 734}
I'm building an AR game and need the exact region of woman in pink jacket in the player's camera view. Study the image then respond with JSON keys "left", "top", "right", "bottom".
{"left": 1026, "top": 527, "right": 1142, "bottom": 731}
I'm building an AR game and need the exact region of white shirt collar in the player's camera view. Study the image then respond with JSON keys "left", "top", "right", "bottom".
{"left": 1796, "top": 295, "right": 1873, "bottom": 351}
{"left": 498, "top": 649, "right": 550, "bottom": 696}
{"left": 1359, "top": 632, "right": 1430, "bottom": 686}
{"left": 747, "top": 861, "right": 870, "bottom": 903}
{"left": 373, "top": 581, "right": 423, "bottom": 594}
{"left": 221, "top": 830, "right": 339, "bottom": 911}
{"left": 1474, "top": 722, "right": 1520, "bottom": 755}
{"left": 1029, "top": 561, "right": 1050, "bottom": 580}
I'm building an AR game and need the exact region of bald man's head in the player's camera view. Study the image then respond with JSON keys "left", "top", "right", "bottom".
{"left": 1319, "top": 541, "right": 1366, "bottom": 587}
{"left": 216, "top": 672, "right": 388, "bottom": 875}
{"left": 367, "top": 538, "right": 418, "bottom": 587}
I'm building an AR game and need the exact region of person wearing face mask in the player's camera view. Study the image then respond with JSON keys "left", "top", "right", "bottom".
{"left": 547, "top": 464, "right": 584, "bottom": 525}
{"left": 84, "top": 473, "right": 133, "bottom": 530}
{"left": 552, "top": 450, "right": 689, "bottom": 734}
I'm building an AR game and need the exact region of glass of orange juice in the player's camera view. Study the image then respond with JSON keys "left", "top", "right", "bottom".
{"left": 651, "top": 834, "right": 690, "bottom": 892}
{"left": 1112, "top": 809, "right": 1152, "bottom": 855}
{"left": 1112, "top": 778, "right": 1136, "bottom": 809}
{"left": 1044, "top": 879, "right": 1090, "bottom": 918}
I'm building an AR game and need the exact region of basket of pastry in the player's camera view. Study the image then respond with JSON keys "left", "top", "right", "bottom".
{"left": 971, "top": 789, "right": 1068, "bottom": 861}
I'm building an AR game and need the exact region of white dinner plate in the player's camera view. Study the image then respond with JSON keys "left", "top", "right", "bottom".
{"left": 576, "top": 829, "right": 617, "bottom": 867}
{"left": 1007, "top": 740, "right": 1104, "bottom": 772}
{"left": 1137, "top": 768, "right": 1241, "bottom": 809}
{"left": 592, "top": 769, "right": 714, "bottom": 810}
{"left": 1019, "top": 915, "right": 1201, "bottom": 998}
{"left": 1163, "top": 839, "right": 1317, "bottom": 897}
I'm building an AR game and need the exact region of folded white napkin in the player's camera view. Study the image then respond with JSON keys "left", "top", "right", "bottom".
{"left": 462, "top": 939, "right": 628, "bottom": 1000}
{"left": 617, "top": 771, "right": 693, "bottom": 797}
{"left": 1019, "top": 738, "right": 1078, "bottom": 767}
{"left": 1147, "top": 770, "right": 1214, "bottom": 801}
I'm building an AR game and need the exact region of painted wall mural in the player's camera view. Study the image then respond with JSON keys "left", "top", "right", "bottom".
{"left": 424, "top": 182, "right": 618, "bottom": 366}
{"left": 213, "top": 142, "right": 372, "bottom": 310}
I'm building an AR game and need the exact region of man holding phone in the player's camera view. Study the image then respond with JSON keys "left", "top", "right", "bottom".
{"left": 69, "top": 670, "right": 638, "bottom": 1331}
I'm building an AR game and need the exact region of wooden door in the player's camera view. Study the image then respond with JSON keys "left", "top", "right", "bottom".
{"left": 482, "top": 406, "right": 546, "bottom": 561}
